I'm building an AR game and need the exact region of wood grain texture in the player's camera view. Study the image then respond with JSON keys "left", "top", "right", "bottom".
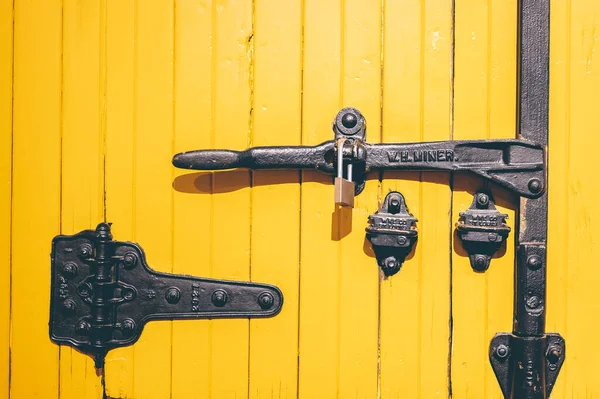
{"left": 7, "top": 0, "right": 600, "bottom": 397}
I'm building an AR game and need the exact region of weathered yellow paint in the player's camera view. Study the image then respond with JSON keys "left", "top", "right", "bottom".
{"left": 379, "top": 1, "right": 452, "bottom": 398}
{"left": 59, "top": 0, "right": 106, "bottom": 397}
{"left": 0, "top": 1, "right": 12, "bottom": 398}
{"left": 452, "top": 1, "right": 517, "bottom": 398}
{"left": 6, "top": 0, "right": 600, "bottom": 398}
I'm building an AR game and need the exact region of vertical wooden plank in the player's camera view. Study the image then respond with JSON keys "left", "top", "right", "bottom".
{"left": 209, "top": 0, "right": 253, "bottom": 397}
{"left": 379, "top": 0, "right": 452, "bottom": 397}
{"left": 10, "top": 0, "right": 62, "bottom": 397}
{"left": 103, "top": 0, "right": 136, "bottom": 396}
{"left": 249, "top": 0, "right": 301, "bottom": 397}
{"left": 0, "top": 0, "right": 12, "bottom": 397}
{"left": 130, "top": 0, "right": 174, "bottom": 397}
{"left": 338, "top": 0, "right": 381, "bottom": 397}
{"left": 298, "top": 0, "right": 341, "bottom": 395}
{"left": 300, "top": 0, "right": 381, "bottom": 396}
{"left": 58, "top": 0, "right": 105, "bottom": 397}
{"left": 171, "top": 0, "right": 212, "bottom": 397}
{"left": 546, "top": 0, "right": 568, "bottom": 397}
{"left": 547, "top": 1, "right": 600, "bottom": 397}
{"left": 451, "top": 1, "right": 517, "bottom": 398}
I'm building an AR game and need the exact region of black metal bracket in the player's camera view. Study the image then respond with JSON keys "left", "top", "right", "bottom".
{"left": 173, "top": 107, "right": 546, "bottom": 200}
{"left": 456, "top": 190, "right": 510, "bottom": 271}
{"left": 50, "top": 223, "right": 283, "bottom": 368}
{"left": 366, "top": 191, "right": 418, "bottom": 276}
{"left": 490, "top": 333, "right": 565, "bottom": 398}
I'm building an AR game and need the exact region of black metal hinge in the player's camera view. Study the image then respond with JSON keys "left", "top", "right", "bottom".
{"left": 50, "top": 223, "right": 283, "bottom": 368}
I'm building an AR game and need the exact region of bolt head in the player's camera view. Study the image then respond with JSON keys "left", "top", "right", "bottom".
{"left": 258, "top": 292, "right": 275, "bottom": 310}
{"left": 473, "top": 255, "right": 488, "bottom": 271}
{"left": 211, "top": 289, "right": 228, "bottom": 307}
{"left": 526, "top": 295, "right": 541, "bottom": 309}
{"left": 397, "top": 236, "right": 408, "bottom": 246}
{"left": 527, "top": 255, "right": 542, "bottom": 270}
{"left": 62, "top": 262, "right": 78, "bottom": 278}
{"left": 477, "top": 193, "right": 489, "bottom": 207}
{"left": 547, "top": 345, "right": 562, "bottom": 364}
{"left": 121, "top": 318, "right": 136, "bottom": 335}
{"left": 78, "top": 244, "right": 93, "bottom": 260}
{"left": 528, "top": 178, "right": 543, "bottom": 194}
{"left": 341, "top": 113, "right": 357, "bottom": 129}
{"left": 165, "top": 287, "right": 181, "bottom": 304}
{"left": 122, "top": 252, "right": 138, "bottom": 269}
{"left": 495, "top": 344, "right": 509, "bottom": 359}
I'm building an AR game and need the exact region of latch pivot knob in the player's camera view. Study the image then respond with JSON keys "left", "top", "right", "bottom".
{"left": 456, "top": 191, "right": 510, "bottom": 271}
{"left": 366, "top": 192, "right": 418, "bottom": 276}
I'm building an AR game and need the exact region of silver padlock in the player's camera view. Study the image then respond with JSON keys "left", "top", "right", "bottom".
{"left": 334, "top": 138, "right": 355, "bottom": 207}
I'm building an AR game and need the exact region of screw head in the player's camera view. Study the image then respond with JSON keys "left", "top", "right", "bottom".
{"left": 122, "top": 252, "right": 138, "bottom": 269}
{"left": 527, "top": 255, "right": 542, "bottom": 270}
{"left": 211, "top": 289, "right": 228, "bottom": 307}
{"left": 381, "top": 257, "right": 401, "bottom": 276}
{"left": 546, "top": 345, "right": 561, "bottom": 363}
{"left": 477, "top": 193, "right": 489, "bottom": 207}
{"left": 121, "top": 318, "right": 136, "bottom": 335}
{"left": 165, "top": 287, "right": 181, "bottom": 304}
{"left": 62, "top": 262, "right": 78, "bottom": 278}
{"left": 495, "top": 344, "right": 509, "bottom": 359}
{"left": 397, "top": 236, "right": 408, "bottom": 246}
{"left": 526, "top": 295, "right": 542, "bottom": 309}
{"left": 76, "top": 320, "right": 90, "bottom": 334}
{"left": 341, "top": 113, "right": 357, "bottom": 129}
{"left": 62, "top": 299, "right": 77, "bottom": 314}
{"left": 258, "top": 292, "right": 275, "bottom": 310}
{"left": 528, "top": 178, "right": 543, "bottom": 194}
{"left": 78, "top": 244, "right": 93, "bottom": 260}
{"left": 488, "top": 233, "right": 498, "bottom": 242}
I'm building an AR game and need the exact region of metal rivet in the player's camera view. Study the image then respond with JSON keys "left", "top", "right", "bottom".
{"left": 526, "top": 295, "right": 541, "bottom": 309}
{"left": 78, "top": 244, "right": 93, "bottom": 260}
{"left": 258, "top": 292, "right": 274, "bottom": 310}
{"left": 165, "top": 287, "right": 181, "bottom": 304}
{"left": 211, "top": 289, "right": 228, "bottom": 307}
{"left": 62, "top": 262, "right": 78, "bottom": 278}
{"left": 528, "top": 178, "right": 542, "bottom": 193}
{"left": 527, "top": 255, "right": 542, "bottom": 270}
{"left": 62, "top": 299, "right": 77, "bottom": 314}
{"left": 477, "top": 193, "right": 489, "bottom": 207}
{"left": 341, "top": 113, "right": 357, "bottom": 129}
{"left": 397, "top": 236, "right": 408, "bottom": 245}
{"left": 76, "top": 320, "right": 90, "bottom": 334}
{"left": 122, "top": 252, "right": 138, "bottom": 269}
{"left": 495, "top": 344, "right": 509, "bottom": 360}
{"left": 121, "top": 318, "right": 136, "bottom": 335}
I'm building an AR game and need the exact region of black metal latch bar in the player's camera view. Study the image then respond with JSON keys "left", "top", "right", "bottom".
{"left": 173, "top": 107, "right": 546, "bottom": 201}
{"left": 50, "top": 223, "right": 283, "bottom": 368}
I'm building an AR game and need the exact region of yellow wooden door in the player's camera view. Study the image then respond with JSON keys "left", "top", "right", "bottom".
{"left": 2, "top": 0, "right": 599, "bottom": 398}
